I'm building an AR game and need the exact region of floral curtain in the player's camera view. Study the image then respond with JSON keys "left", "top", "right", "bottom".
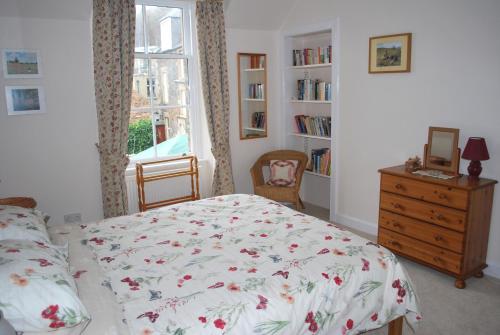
{"left": 93, "top": 0, "right": 135, "bottom": 218}
{"left": 196, "top": 0, "right": 235, "bottom": 196}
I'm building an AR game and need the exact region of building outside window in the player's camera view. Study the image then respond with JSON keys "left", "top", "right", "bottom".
{"left": 129, "top": 0, "right": 197, "bottom": 161}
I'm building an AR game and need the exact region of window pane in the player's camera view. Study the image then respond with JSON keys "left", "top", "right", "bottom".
{"left": 128, "top": 111, "right": 154, "bottom": 159}
{"left": 135, "top": 5, "right": 145, "bottom": 53}
{"left": 132, "top": 59, "right": 150, "bottom": 108}
{"left": 154, "top": 108, "right": 191, "bottom": 157}
{"left": 150, "top": 59, "right": 189, "bottom": 107}
{"left": 145, "top": 6, "right": 183, "bottom": 54}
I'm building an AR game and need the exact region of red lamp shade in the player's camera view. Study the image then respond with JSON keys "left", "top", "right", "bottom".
{"left": 462, "top": 137, "right": 490, "bottom": 161}
{"left": 462, "top": 137, "right": 489, "bottom": 177}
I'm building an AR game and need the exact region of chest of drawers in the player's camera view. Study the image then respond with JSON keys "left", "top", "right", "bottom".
{"left": 378, "top": 165, "right": 497, "bottom": 288}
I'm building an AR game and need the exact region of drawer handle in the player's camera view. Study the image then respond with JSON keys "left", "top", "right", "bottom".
{"left": 395, "top": 183, "right": 404, "bottom": 190}
{"left": 436, "top": 214, "right": 446, "bottom": 221}
{"left": 393, "top": 203, "right": 404, "bottom": 210}
{"left": 389, "top": 240, "right": 402, "bottom": 248}
{"left": 438, "top": 193, "right": 448, "bottom": 200}
{"left": 433, "top": 256, "right": 444, "bottom": 264}
{"left": 434, "top": 235, "right": 444, "bottom": 242}
{"left": 392, "top": 222, "right": 402, "bottom": 228}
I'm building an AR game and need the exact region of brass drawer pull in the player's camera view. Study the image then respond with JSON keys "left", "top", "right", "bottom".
{"left": 393, "top": 203, "right": 404, "bottom": 210}
{"left": 436, "top": 214, "right": 446, "bottom": 221}
{"left": 433, "top": 256, "right": 444, "bottom": 264}
{"left": 389, "top": 240, "right": 402, "bottom": 248}
{"left": 392, "top": 222, "right": 402, "bottom": 228}
{"left": 434, "top": 235, "right": 444, "bottom": 242}
{"left": 438, "top": 193, "right": 448, "bottom": 200}
{"left": 395, "top": 183, "right": 404, "bottom": 190}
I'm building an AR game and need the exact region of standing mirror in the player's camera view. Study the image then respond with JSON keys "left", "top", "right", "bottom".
{"left": 237, "top": 53, "right": 267, "bottom": 139}
{"left": 424, "top": 126, "right": 460, "bottom": 175}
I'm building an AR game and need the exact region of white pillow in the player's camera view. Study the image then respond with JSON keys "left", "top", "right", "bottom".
{"left": 0, "top": 239, "right": 90, "bottom": 332}
{"left": 0, "top": 205, "right": 51, "bottom": 244}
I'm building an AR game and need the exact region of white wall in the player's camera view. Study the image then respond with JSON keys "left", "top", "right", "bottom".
{"left": 226, "top": 28, "right": 281, "bottom": 193}
{"left": 0, "top": 15, "right": 103, "bottom": 224}
{"left": 280, "top": 0, "right": 500, "bottom": 276}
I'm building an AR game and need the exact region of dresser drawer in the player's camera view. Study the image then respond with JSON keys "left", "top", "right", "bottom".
{"left": 380, "top": 192, "right": 466, "bottom": 232}
{"left": 379, "top": 228, "right": 462, "bottom": 274}
{"left": 379, "top": 210, "right": 464, "bottom": 253}
{"left": 381, "top": 174, "right": 468, "bottom": 210}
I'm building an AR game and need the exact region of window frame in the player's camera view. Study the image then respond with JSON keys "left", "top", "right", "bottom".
{"left": 130, "top": 0, "right": 201, "bottom": 164}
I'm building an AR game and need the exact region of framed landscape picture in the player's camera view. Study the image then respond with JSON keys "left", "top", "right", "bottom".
{"left": 2, "top": 49, "right": 42, "bottom": 78}
{"left": 369, "top": 33, "right": 412, "bottom": 73}
{"left": 5, "top": 86, "right": 46, "bottom": 115}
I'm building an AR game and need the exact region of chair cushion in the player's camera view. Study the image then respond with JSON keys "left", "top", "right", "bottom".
{"left": 267, "top": 160, "right": 298, "bottom": 187}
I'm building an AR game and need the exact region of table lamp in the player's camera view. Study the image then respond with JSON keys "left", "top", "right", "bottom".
{"left": 462, "top": 137, "right": 489, "bottom": 178}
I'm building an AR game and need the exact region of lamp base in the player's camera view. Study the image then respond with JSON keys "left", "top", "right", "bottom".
{"left": 467, "top": 160, "right": 482, "bottom": 178}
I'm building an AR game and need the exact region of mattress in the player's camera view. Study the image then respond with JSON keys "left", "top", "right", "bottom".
{"left": 81, "top": 194, "right": 421, "bottom": 334}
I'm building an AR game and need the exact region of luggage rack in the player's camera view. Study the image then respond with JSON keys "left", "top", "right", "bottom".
{"left": 136, "top": 155, "right": 200, "bottom": 212}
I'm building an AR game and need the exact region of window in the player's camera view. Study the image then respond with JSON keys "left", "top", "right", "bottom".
{"left": 129, "top": 0, "right": 197, "bottom": 161}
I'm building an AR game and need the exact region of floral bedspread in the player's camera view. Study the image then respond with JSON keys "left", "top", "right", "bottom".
{"left": 83, "top": 194, "right": 420, "bottom": 335}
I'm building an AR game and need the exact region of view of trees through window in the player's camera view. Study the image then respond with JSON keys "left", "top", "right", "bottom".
{"left": 129, "top": 3, "right": 191, "bottom": 160}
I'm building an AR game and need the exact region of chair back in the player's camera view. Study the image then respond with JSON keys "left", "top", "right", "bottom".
{"left": 251, "top": 150, "right": 308, "bottom": 189}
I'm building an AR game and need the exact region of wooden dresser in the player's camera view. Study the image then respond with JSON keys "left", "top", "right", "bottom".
{"left": 378, "top": 165, "right": 497, "bottom": 288}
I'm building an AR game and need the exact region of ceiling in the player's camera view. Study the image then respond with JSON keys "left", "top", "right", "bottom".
{"left": 0, "top": 0, "right": 91, "bottom": 21}
{"left": 225, "top": 0, "right": 298, "bottom": 30}
{"left": 0, "top": 0, "right": 294, "bottom": 28}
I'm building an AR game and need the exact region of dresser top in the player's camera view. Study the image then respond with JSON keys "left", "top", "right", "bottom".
{"left": 379, "top": 165, "right": 497, "bottom": 190}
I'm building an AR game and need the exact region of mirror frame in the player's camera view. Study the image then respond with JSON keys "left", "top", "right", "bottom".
{"left": 237, "top": 52, "right": 268, "bottom": 140}
{"left": 424, "top": 126, "right": 460, "bottom": 175}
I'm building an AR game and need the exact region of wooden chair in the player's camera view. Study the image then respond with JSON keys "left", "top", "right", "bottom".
{"left": 136, "top": 155, "right": 200, "bottom": 212}
{"left": 250, "top": 150, "right": 308, "bottom": 210}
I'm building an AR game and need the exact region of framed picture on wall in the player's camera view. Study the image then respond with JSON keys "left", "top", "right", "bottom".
{"left": 5, "top": 86, "right": 46, "bottom": 115}
{"left": 369, "top": 33, "right": 412, "bottom": 73}
{"left": 2, "top": 49, "right": 42, "bottom": 78}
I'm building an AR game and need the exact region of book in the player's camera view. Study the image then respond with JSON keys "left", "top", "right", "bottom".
{"left": 248, "top": 83, "right": 265, "bottom": 99}
{"left": 251, "top": 112, "right": 266, "bottom": 129}
{"left": 293, "top": 115, "right": 331, "bottom": 137}
{"left": 296, "top": 79, "right": 331, "bottom": 101}
{"left": 292, "top": 45, "right": 332, "bottom": 66}
{"left": 307, "top": 148, "right": 331, "bottom": 175}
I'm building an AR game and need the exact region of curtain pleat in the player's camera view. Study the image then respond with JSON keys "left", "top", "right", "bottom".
{"left": 196, "top": 0, "right": 235, "bottom": 196}
{"left": 93, "top": 0, "right": 135, "bottom": 218}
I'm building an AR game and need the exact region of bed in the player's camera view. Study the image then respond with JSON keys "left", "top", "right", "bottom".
{"left": 70, "top": 194, "right": 420, "bottom": 335}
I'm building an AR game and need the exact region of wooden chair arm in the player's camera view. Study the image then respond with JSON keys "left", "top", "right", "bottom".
{"left": 294, "top": 160, "right": 307, "bottom": 189}
{"left": 250, "top": 161, "right": 265, "bottom": 187}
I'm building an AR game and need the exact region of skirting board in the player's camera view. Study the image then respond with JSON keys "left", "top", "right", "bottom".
{"left": 484, "top": 261, "right": 500, "bottom": 279}
{"left": 334, "top": 213, "right": 500, "bottom": 279}
{"left": 334, "top": 213, "right": 378, "bottom": 236}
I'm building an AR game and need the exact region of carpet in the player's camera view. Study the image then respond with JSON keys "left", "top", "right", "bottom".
{"left": 301, "top": 203, "right": 500, "bottom": 335}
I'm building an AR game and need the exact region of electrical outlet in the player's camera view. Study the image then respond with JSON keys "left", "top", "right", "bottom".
{"left": 64, "top": 213, "right": 82, "bottom": 224}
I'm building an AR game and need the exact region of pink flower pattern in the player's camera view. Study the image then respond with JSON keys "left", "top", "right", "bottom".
{"left": 83, "top": 194, "right": 421, "bottom": 334}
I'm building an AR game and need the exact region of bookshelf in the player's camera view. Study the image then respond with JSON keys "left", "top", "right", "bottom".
{"left": 288, "top": 63, "right": 332, "bottom": 70}
{"left": 238, "top": 53, "right": 267, "bottom": 140}
{"left": 290, "top": 99, "right": 331, "bottom": 104}
{"left": 304, "top": 170, "right": 331, "bottom": 179}
{"left": 290, "top": 133, "right": 331, "bottom": 141}
{"left": 281, "top": 21, "right": 339, "bottom": 220}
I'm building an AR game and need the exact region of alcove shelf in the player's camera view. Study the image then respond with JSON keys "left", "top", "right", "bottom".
{"left": 281, "top": 21, "right": 339, "bottom": 220}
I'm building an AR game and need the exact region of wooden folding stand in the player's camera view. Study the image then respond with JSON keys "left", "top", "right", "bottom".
{"left": 136, "top": 155, "right": 200, "bottom": 212}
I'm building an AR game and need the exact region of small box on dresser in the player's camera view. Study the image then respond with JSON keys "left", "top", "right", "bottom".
{"left": 377, "top": 165, "right": 497, "bottom": 289}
